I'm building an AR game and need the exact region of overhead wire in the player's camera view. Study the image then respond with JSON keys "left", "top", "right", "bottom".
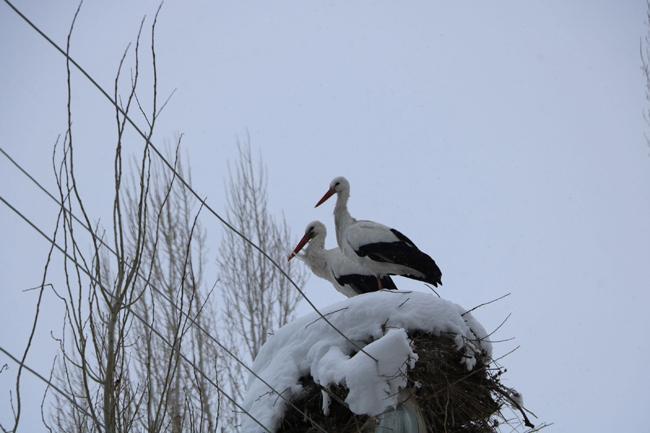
{"left": 0, "top": 146, "right": 332, "bottom": 433}
{"left": 0, "top": 345, "right": 106, "bottom": 431}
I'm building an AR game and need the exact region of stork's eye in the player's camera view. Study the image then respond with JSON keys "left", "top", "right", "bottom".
{"left": 334, "top": 182, "right": 340, "bottom": 187}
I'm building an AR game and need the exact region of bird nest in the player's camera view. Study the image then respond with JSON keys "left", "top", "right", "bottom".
{"left": 277, "top": 331, "right": 533, "bottom": 433}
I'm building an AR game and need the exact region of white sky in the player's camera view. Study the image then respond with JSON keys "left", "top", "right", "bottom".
{"left": 1, "top": 1, "right": 649, "bottom": 432}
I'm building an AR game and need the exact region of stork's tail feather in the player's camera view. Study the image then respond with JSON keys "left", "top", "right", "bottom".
{"left": 409, "top": 254, "right": 443, "bottom": 287}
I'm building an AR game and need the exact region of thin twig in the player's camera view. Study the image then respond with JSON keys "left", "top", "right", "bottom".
{"left": 462, "top": 292, "right": 511, "bottom": 317}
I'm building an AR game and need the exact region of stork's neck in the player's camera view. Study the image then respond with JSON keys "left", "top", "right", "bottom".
{"left": 334, "top": 191, "right": 354, "bottom": 245}
{"left": 302, "top": 237, "right": 329, "bottom": 280}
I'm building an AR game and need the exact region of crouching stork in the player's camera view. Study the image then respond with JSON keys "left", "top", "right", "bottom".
{"left": 288, "top": 221, "right": 398, "bottom": 297}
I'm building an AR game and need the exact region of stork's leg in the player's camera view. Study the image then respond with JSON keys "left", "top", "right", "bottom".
{"left": 377, "top": 277, "right": 383, "bottom": 290}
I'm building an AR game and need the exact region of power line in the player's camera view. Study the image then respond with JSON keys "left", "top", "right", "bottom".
{"left": 0, "top": 345, "right": 106, "bottom": 431}
{"left": 0, "top": 146, "right": 332, "bottom": 433}
{"left": 1, "top": 0, "right": 377, "bottom": 364}
{"left": 0, "top": 194, "right": 274, "bottom": 433}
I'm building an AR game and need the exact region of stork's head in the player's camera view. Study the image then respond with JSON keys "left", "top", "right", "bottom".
{"left": 287, "top": 221, "right": 326, "bottom": 261}
{"left": 315, "top": 176, "right": 350, "bottom": 207}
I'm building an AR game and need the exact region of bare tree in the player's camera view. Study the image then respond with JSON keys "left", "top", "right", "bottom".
{"left": 127, "top": 146, "right": 222, "bottom": 433}
{"left": 35, "top": 5, "right": 222, "bottom": 433}
{"left": 3, "top": 4, "right": 305, "bottom": 433}
{"left": 47, "top": 140, "right": 220, "bottom": 433}
{"left": 218, "top": 140, "right": 306, "bottom": 431}
{"left": 643, "top": 0, "right": 650, "bottom": 148}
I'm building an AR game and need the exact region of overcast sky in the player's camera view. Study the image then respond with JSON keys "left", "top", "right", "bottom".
{"left": 1, "top": 1, "right": 649, "bottom": 432}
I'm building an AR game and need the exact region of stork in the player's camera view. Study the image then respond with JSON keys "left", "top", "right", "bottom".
{"left": 288, "top": 221, "right": 398, "bottom": 297}
{"left": 315, "top": 176, "right": 443, "bottom": 287}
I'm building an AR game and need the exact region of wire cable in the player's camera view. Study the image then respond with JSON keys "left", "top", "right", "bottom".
{"left": 1, "top": 0, "right": 377, "bottom": 363}
{"left": 0, "top": 345, "right": 106, "bottom": 431}
{"left": 0, "top": 194, "right": 274, "bottom": 433}
{"left": 0, "top": 146, "right": 332, "bottom": 433}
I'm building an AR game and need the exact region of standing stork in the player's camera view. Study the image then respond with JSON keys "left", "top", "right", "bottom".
{"left": 315, "top": 176, "right": 443, "bottom": 287}
{"left": 288, "top": 221, "right": 398, "bottom": 297}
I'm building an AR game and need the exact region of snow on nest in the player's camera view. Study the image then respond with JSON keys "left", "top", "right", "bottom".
{"left": 241, "top": 290, "right": 491, "bottom": 433}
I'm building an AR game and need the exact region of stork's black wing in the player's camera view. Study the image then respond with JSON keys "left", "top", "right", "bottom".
{"left": 335, "top": 274, "right": 398, "bottom": 294}
{"left": 356, "top": 229, "right": 443, "bottom": 287}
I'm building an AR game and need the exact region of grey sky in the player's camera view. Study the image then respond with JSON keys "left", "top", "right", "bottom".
{"left": 1, "top": 1, "right": 649, "bottom": 432}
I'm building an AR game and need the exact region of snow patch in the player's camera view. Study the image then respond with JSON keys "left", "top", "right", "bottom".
{"left": 312, "top": 328, "right": 416, "bottom": 415}
{"left": 241, "top": 291, "right": 491, "bottom": 433}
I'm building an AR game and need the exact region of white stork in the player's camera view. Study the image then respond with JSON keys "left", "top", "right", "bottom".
{"left": 314, "top": 176, "right": 443, "bottom": 287}
{"left": 288, "top": 221, "right": 398, "bottom": 297}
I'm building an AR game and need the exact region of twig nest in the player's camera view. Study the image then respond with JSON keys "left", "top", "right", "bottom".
{"left": 277, "top": 329, "right": 514, "bottom": 433}
{"left": 242, "top": 291, "right": 497, "bottom": 433}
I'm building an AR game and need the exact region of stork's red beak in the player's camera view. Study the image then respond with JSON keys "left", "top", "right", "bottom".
{"left": 315, "top": 187, "right": 336, "bottom": 208}
{"left": 288, "top": 233, "right": 311, "bottom": 261}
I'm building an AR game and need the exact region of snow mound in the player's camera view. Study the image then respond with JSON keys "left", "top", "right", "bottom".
{"left": 313, "top": 327, "right": 416, "bottom": 416}
{"left": 242, "top": 290, "right": 491, "bottom": 433}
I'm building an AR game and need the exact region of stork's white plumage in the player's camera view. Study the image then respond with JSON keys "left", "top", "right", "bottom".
{"left": 288, "top": 221, "right": 398, "bottom": 297}
{"left": 315, "top": 176, "right": 443, "bottom": 287}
